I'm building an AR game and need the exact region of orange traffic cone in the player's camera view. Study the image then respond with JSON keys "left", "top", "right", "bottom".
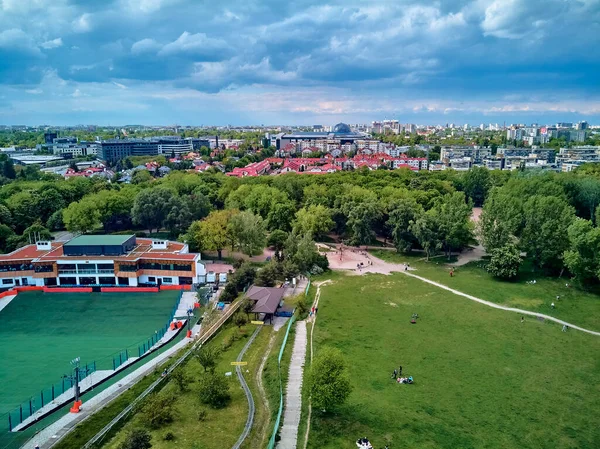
{"left": 70, "top": 400, "right": 82, "bottom": 413}
{"left": 186, "top": 329, "right": 192, "bottom": 338}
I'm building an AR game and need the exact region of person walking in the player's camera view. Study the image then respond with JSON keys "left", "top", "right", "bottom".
{"left": 551, "top": 302, "right": 555, "bottom": 309}
{"left": 392, "top": 369, "right": 397, "bottom": 379}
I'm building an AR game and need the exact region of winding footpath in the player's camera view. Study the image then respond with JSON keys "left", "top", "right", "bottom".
{"left": 231, "top": 326, "right": 261, "bottom": 449}
{"left": 360, "top": 253, "right": 600, "bottom": 337}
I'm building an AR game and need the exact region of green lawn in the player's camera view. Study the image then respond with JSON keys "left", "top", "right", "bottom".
{"left": 308, "top": 272, "right": 600, "bottom": 449}
{"left": 372, "top": 250, "right": 600, "bottom": 332}
{"left": 0, "top": 290, "right": 180, "bottom": 431}
{"left": 103, "top": 321, "right": 271, "bottom": 449}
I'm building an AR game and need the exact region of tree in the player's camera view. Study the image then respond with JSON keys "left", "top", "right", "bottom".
{"left": 63, "top": 199, "right": 101, "bottom": 233}
{"left": 310, "top": 347, "right": 352, "bottom": 412}
{"left": 241, "top": 297, "right": 255, "bottom": 319}
{"left": 462, "top": 166, "right": 491, "bottom": 207}
{"left": 521, "top": 195, "right": 575, "bottom": 270}
{"left": 3, "top": 158, "right": 16, "bottom": 179}
{"left": 141, "top": 394, "right": 175, "bottom": 429}
{"left": 194, "top": 346, "right": 220, "bottom": 373}
{"left": 575, "top": 177, "right": 600, "bottom": 222}
{"left": 132, "top": 188, "right": 175, "bottom": 233}
{"left": 410, "top": 213, "right": 442, "bottom": 261}
{"left": 267, "top": 229, "right": 288, "bottom": 261}
{"left": 346, "top": 202, "right": 381, "bottom": 246}
{"left": 0, "top": 224, "right": 15, "bottom": 252}
{"left": 292, "top": 233, "right": 329, "bottom": 274}
{"left": 170, "top": 368, "right": 189, "bottom": 392}
{"left": 0, "top": 204, "right": 12, "bottom": 226}
{"left": 228, "top": 211, "right": 266, "bottom": 256}
{"left": 188, "top": 210, "right": 237, "bottom": 259}
{"left": 234, "top": 311, "right": 248, "bottom": 328}
{"left": 132, "top": 170, "right": 153, "bottom": 184}
{"left": 479, "top": 189, "right": 524, "bottom": 252}
{"left": 164, "top": 196, "right": 192, "bottom": 238}
{"left": 563, "top": 218, "right": 600, "bottom": 284}
{"left": 387, "top": 198, "right": 423, "bottom": 253}
{"left": 293, "top": 205, "right": 334, "bottom": 240}
{"left": 266, "top": 201, "right": 296, "bottom": 232}
{"left": 198, "top": 372, "right": 231, "bottom": 409}
{"left": 486, "top": 243, "right": 522, "bottom": 279}
{"left": 255, "top": 262, "right": 280, "bottom": 287}
{"left": 118, "top": 429, "right": 152, "bottom": 449}
{"left": 432, "top": 192, "right": 474, "bottom": 258}
{"left": 46, "top": 209, "right": 65, "bottom": 231}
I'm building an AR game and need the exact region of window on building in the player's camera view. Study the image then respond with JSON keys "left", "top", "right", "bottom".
{"left": 163, "top": 277, "right": 173, "bottom": 284}
{"left": 2, "top": 279, "right": 13, "bottom": 285}
{"left": 148, "top": 277, "right": 156, "bottom": 282}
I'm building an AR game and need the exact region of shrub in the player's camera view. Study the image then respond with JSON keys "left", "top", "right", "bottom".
{"left": 119, "top": 429, "right": 152, "bottom": 449}
{"left": 170, "top": 368, "right": 188, "bottom": 392}
{"left": 486, "top": 243, "right": 522, "bottom": 279}
{"left": 198, "top": 372, "right": 231, "bottom": 409}
{"left": 163, "top": 432, "right": 175, "bottom": 441}
{"left": 197, "top": 409, "right": 208, "bottom": 421}
{"left": 141, "top": 393, "right": 176, "bottom": 429}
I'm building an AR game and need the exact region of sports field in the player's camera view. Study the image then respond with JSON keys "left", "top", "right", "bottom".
{"left": 0, "top": 290, "right": 180, "bottom": 430}
{"left": 308, "top": 272, "right": 600, "bottom": 449}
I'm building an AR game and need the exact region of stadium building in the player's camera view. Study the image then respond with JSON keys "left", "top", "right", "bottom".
{"left": 0, "top": 235, "right": 228, "bottom": 288}
{"left": 268, "top": 123, "right": 377, "bottom": 153}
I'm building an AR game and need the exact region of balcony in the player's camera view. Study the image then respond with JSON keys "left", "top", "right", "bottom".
{"left": 58, "top": 269, "right": 115, "bottom": 275}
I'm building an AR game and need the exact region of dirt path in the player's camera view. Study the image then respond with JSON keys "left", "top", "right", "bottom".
{"left": 334, "top": 252, "right": 600, "bottom": 336}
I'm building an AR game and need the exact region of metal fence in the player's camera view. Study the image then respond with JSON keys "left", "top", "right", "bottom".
{"left": 7, "top": 363, "right": 96, "bottom": 431}
{"left": 7, "top": 290, "right": 183, "bottom": 432}
{"left": 267, "top": 313, "right": 297, "bottom": 449}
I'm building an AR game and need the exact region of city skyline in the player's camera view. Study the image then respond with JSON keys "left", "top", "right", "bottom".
{"left": 0, "top": 0, "right": 599, "bottom": 125}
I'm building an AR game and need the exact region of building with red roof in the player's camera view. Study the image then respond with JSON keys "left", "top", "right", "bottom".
{"left": 0, "top": 235, "right": 228, "bottom": 288}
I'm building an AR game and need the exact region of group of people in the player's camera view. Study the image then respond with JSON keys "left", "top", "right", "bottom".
{"left": 391, "top": 365, "right": 414, "bottom": 384}
{"left": 355, "top": 437, "right": 389, "bottom": 449}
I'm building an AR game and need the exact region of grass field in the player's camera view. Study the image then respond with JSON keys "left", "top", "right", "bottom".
{"left": 372, "top": 250, "right": 600, "bottom": 332}
{"left": 308, "top": 272, "right": 600, "bottom": 449}
{"left": 103, "top": 322, "right": 268, "bottom": 449}
{"left": 0, "top": 290, "right": 180, "bottom": 429}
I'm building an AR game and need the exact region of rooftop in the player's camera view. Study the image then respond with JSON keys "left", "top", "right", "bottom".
{"left": 246, "top": 286, "right": 285, "bottom": 314}
{"left": 64, "top": 235, "right": 134, "bottom": 247}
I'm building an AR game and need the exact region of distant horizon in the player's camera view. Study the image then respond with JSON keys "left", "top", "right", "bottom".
{"left": 0, "top": 117, "right": 597, "bottom": 129}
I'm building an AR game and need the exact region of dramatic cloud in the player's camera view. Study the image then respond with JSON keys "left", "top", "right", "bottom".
{"left": 0, "top": 0, "right": 599, "bottom": 124}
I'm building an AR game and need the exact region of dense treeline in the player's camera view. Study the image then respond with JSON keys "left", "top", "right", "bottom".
{"left": 1, "top": 165, "right": 600, "bottom": 285}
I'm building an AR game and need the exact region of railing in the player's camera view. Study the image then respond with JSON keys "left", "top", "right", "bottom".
{"left": 58, "top": 269, "right": 115, "bottom": 275}
{"left": 7, "top": 362, "right": 97, "bottom": 432}
{"left": 6, "top": 290, "right": 183, "bottom": 432}
{"left": 82, "top": 298, "right": 243, "bottom": 449}
{"left": 267, "top": 312, "right": 297, "bottom": 449}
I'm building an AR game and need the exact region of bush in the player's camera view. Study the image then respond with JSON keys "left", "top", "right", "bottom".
{"left": 234, "top": 311, "right": 248, "bottom": 328}
{"left": 163, "top": 432, "right": 175, "bottom": 441}
{"left": 198, "top": 372, "right": 231, "bottom": 409}
{"left": 197, "top": 409, "right": 208, "bottom": 421}
{"left": 310, "top": 347, "right": 352, "bottom": 412}
{"left": 296, "top": 297, "right": 308, "bottom": 316}
{"left": 119, "top": 429, "right": 152, "bottom": 449}
{"left": 141, "top": 393, "right": 176, "bottom": 429}
{"left": 170, "top": 368, "right": 188, "bottom": 392}
{"left": 486, "top": 243, "right": 522, "bottom": 279}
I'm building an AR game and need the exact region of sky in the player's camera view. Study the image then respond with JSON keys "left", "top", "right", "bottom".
{"left": 0, "top": 0, "right": 599, "bottom": 126}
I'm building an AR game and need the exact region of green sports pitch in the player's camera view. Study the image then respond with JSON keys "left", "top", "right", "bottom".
{"left": 0, "top": 290, "right": 180, "bottom": 431}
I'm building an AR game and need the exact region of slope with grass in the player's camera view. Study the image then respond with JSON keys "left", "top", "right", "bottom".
{"left": 372, "top": 250, "right": 600, "bottom": 332}
{"left": 102, "top": 322, "right": 268, "bottom": 449}
{"left": 308, "top": 272, "right": 600, "bottom": 449}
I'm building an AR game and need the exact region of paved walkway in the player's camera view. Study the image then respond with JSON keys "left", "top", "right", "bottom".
{"left": 277, "top": 321, "right": 307, "bottom": 449}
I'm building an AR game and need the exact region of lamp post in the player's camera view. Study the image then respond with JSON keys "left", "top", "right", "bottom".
{"left": 186, "top": 308, "right": 193, "bottom": 338}
{"left": 65, "top": 357, "right": 82, "bottom": 413}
